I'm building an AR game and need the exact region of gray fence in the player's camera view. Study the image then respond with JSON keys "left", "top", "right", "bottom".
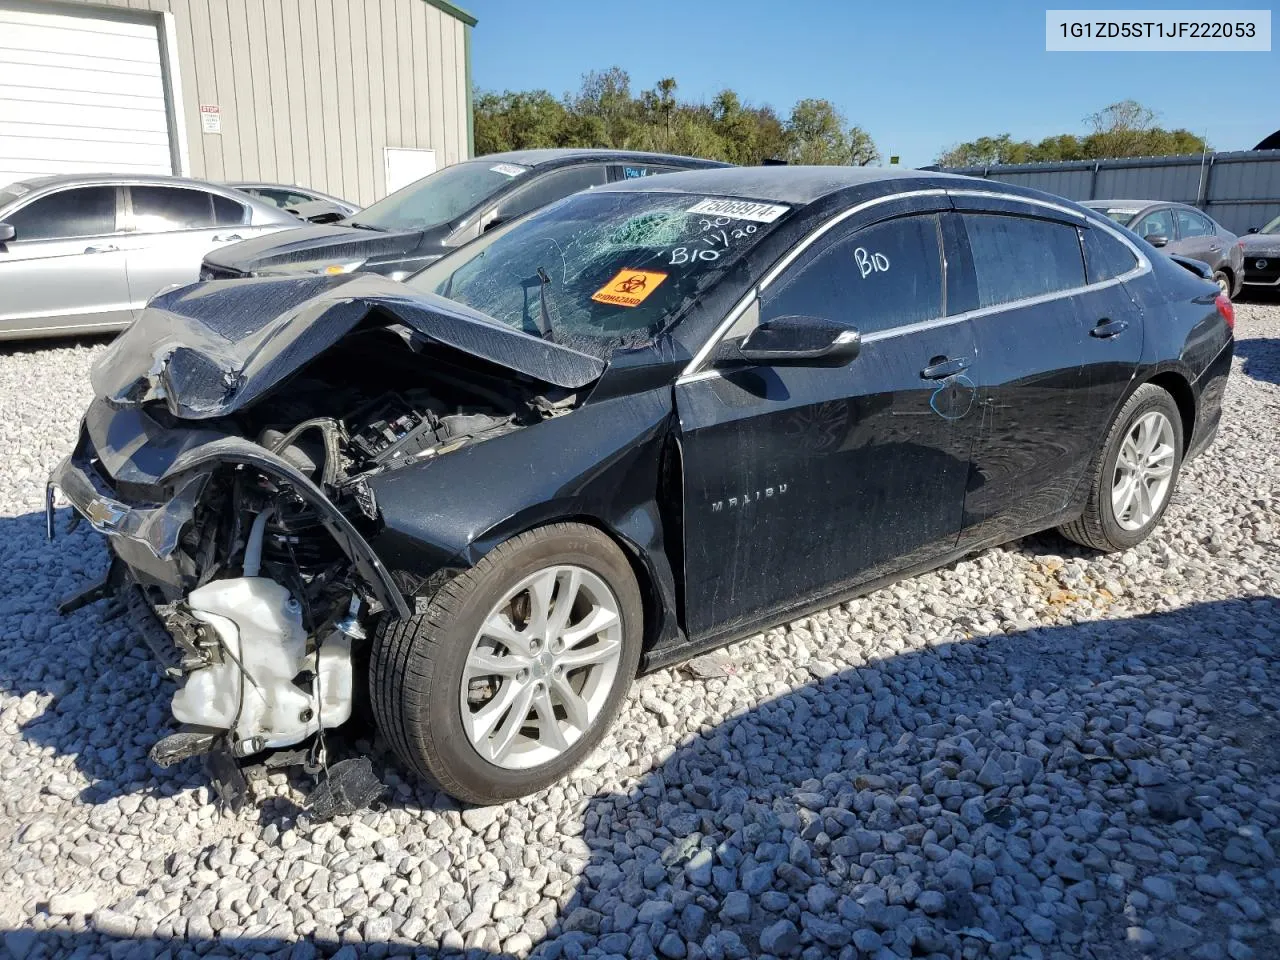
{"left": 936, "top": 150, "right": 1280, "bottom": 235}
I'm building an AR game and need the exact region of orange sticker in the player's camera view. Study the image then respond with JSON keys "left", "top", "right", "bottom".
{"left": 591, "top": 269, "right": 667, "bottom": 308}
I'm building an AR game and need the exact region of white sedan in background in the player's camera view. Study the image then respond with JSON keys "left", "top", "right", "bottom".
{"left": 0, "top": 174, "right": 297, "bottom": 341}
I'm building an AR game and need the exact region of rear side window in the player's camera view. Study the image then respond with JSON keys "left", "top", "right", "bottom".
{"left": 8, "top": 187, "right": 117, "bottom": 240}
{"left": 763, "top": 214, "right": 944, "bottom": 336}
{"left": 961, "top": 214, "right": 1086, "bottom": 308}
{"left": 1081, "top": 225, "right": 1139, "bottom": 283}
{"left": 1175, "top": 208, "right": 1214, "bottom": 238}
{"left": 496, "top": 165, "right": 609, "bottom": 222}
{"left": 212, "top": 194, "right": 249, "bottom": 225}
{"left": 130, "top": 186, "right": 216, "bottom": 232}
{"left": 611, "top": 163, "right": 679, "bottom": 180}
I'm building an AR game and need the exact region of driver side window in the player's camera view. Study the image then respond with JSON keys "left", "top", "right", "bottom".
{"left": 1135, "top": 208, "right": 1174, "bottom": 241}
{"left": 762, "top": 214, "right": 945, "bottom": 335}
{"left": 709, "top": 214, "right": 944, "bottom": 370}
{"left": 494, "top": 165, "right": 608, "bottom": 224}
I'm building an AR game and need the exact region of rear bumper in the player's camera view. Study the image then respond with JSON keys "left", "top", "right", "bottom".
{"left": 1186, "top": 337, "right": 1233, "bottom": 461}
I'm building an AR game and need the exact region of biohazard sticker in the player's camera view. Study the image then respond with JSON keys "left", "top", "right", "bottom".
{"left": 591, "top": 269, "right": 667, "bottom": 307}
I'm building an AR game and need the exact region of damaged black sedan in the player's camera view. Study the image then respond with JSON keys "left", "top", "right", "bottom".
{"left": 49, "top": 168, "right": 1233, "bottom": 806}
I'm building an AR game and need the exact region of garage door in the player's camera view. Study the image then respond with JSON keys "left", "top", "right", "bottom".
{"left": 0, "top": 2, "right": 174, "bottom": 186}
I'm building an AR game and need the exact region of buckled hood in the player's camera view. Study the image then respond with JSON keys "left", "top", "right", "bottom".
{"left": 201, "top": 222, "right": 433, "bottom": 275}
{"left": 91, "top": 274, "right": 606, "bottom": 419}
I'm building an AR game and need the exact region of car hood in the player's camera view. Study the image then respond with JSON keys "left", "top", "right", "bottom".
{"left": 201, "top": 222, "right": 425, "bottom": 274}
{"left": 91, "top": 274, "right": 606, "bottom": 419}
{"left": 1239, "top": 235, "right": 1280, "bottom": 257}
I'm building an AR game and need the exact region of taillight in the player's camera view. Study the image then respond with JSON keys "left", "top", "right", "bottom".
{"left": 1215, "top": 293, "right": 1235, "bottom": 330}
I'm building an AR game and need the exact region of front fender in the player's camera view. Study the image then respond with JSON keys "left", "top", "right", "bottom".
{"left": 365, "top": 388, "right": 677, "bottom": 594}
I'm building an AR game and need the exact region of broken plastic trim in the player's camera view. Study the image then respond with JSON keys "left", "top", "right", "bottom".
{"left": 48, "top": 436, "right": 410, "bottom": 621}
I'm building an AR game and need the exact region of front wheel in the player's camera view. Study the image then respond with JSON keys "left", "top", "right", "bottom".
{"left": 370, "top": 523, "right": 643, "bottom": 805}
{"left": 1059, "top": 383, "right": 1184, "bottom": 552}
{"left": 1213, "top": 270, "right": 1231, "bottom": 298}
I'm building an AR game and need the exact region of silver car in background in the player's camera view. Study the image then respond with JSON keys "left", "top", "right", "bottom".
{"left": 0, "top": 175, "right": 298, "bottom": 340}
{"left": 228, "top": 181, "right": 360, "bottom": 224}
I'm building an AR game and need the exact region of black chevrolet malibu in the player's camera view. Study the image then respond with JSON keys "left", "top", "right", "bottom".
{"left": 50, "top": 167, "right": 1233, "bottom": 806}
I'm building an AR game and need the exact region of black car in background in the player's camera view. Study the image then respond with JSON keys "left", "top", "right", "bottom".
{"left": 1083, "top": 200, "right": 1244, "bottom": 297}
{"left": 52, "top": 167, "right": 1233, "bottom": 806}
{"left": 202, "top": 149, "right": 729, "bottom": 282}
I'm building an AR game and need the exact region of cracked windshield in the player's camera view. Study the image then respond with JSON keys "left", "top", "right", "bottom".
{"left": 408, "top": 191, "right": 786, "bottom": 355}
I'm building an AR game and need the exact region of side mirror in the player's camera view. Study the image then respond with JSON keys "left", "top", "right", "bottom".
{"left": 1248, "top": 226, "right": 1260, "bottom": 234}
{"left": 737, "top": 315, "right": 861, "bottom": 368}
{"left": 1144, "top": 233, "right": 1169, "bottom": 247}
{"left": 0, "top": 223, "right": 14, "bottom": 243}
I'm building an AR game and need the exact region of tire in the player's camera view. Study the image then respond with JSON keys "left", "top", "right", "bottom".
{"left": 1213, "top": 270, "right": 1231, "bottom": 298}
{"left": 370, "top": 522, "right": 643, "bottom": 805}
{"left": 1059, "top": 383, "right": 1184, "bottom": 552}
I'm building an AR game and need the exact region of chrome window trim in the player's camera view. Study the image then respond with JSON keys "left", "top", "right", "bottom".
{"left": 677, "top": 187, "right": 1151, "bottom": 384}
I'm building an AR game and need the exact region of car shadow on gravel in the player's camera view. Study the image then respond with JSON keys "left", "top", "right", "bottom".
{"left": 1234, "top": 335, "right": 1280, "bottom": 386}
{"left": 3, "top": 504, "right": 1279, "bottom": 959}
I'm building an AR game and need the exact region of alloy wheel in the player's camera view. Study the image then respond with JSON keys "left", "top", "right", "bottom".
{"left": 460, "top": 565, "right": 623, "bottom": 770}
{"left": 1111, "top": 411, "right": 1177, "bottom": 531}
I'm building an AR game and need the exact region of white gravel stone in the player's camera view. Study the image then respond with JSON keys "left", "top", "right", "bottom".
{"left": 0, "top": 305, "right": 1278, "bottom": 957}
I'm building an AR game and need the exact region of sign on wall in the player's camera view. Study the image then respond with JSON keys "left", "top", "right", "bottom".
{"left": 199, "top": 104, "right": 221, "bottom": 134}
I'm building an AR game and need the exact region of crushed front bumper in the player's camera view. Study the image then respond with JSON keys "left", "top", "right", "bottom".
{"left": 48, "top": 399, "right": 409, "bottom": 618}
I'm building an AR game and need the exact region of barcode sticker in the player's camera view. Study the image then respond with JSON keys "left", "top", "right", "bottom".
{"left": 686, "top": 198, "right": 789, "bottom": 223}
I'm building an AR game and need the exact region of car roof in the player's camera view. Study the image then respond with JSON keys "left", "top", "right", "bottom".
{"left": 6, "top": 172, "right": 251, "bottom": 191}
{"left": 0, "top": 172, "right": 297, "bottom": 221}
{"left": 594, "top": 165, "right": 975, "bottom": 205}
{"left": 1083, "top": 199, "right": 1199, "bottom": 211}
{"left": 475, "top": 148, "right": 730, "bottom": 169}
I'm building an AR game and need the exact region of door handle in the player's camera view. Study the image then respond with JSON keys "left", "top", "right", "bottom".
{"left": 920, "top": 356, "right": 971, "bottom": 380}
{"left": 212, "top": 234, "right": 242, "bottom": 242}
{"left": 1090, "top": 318, "right": 1129, "bottom": 339}
{"left": 84, "top": 244, "right": 119, "bottom": 254}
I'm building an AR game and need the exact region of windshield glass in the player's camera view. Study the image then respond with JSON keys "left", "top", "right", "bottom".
{"left": 1259, "top": 214, "right": 1280, "bottom": 235}
{"left": 347, "top": 160, "right": 529, "bottom": 232}
{"left": 407, "top": 191, "right": 788, "bottom": 356}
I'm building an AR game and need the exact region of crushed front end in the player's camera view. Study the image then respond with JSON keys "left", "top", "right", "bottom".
{"left": 47, "top": 274, "right": 602, "bottom": 811}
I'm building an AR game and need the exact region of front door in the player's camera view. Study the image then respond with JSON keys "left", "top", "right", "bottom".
{"left": 676, "top": 208, "right": 981, "bottom": 638}
{"left": 0, "top": 185, "right": 131, "bottom": 335}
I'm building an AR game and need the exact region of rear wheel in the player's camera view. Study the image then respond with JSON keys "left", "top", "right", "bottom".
{"left": 1059, "top": 383, "right": 1184, "bottom": 552}
{"left": 370, "top": 523, "right": 642, "bottom": 805}
{"left": 1213, "top": 269, "right": 1231, "bottom": 297}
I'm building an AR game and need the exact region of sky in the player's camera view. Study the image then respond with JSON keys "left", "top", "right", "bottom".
{"left": 465, "top": 0, "right": 1278, "bottom": 167}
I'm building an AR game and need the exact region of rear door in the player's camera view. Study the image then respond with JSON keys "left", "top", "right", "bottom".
{"left": 676, "top": 200, "right": 981, "bottom": 638}
{"left": 952, "top": 204, "right": 1144, "bottom": 546}
{"left": 0, "top": 184, "right": 131, "bottom": 335}
{"left": 119, "top": 185, "right": 260, "bottom": 311}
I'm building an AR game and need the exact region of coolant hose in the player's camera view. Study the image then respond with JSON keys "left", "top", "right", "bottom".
{"left": 243, "top": 507, "right": 274, "bottom": 578}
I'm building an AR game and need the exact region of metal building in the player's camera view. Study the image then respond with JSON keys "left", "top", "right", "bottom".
{"left": 0, "top": 0, "right": 476, "bottom": 206}
{"left": 936, "top": 150, "right": 1280, "bottom": 235}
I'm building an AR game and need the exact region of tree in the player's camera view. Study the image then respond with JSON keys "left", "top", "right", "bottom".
{"left": 474, "top": 90, "right": 570, "bottom": 154}
{"left": 786, "top": 99, "right": 880, "bottom": 166}
{"left": 936, "top": 100, "right": 1209, "bottom": 166}
{"left": 470, "top": 72, "right": 878, "bottom": 167}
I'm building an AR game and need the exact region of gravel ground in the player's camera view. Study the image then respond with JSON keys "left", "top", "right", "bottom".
{"left": 0, "top": 303, "right": 1277, "bottom": 960}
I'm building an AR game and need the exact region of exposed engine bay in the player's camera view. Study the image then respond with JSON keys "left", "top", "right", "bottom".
{"left": 50, "top": 290, "right": 594, "bottom": 812}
